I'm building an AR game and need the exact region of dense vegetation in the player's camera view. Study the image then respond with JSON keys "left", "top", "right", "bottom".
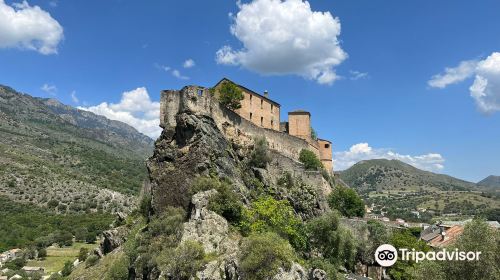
{"left": 299, "top": 149, "right": 324, "bottom": 170}
{"left": 0, "top": 195, "right": 113, "bottom": 251}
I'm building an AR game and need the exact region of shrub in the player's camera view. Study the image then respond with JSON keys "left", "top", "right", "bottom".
{"left": 299, "top": 149, "right": 323, "bottom": 170}
{"left": 240, "top": 196, "right": 306, "bottom": 250}
{"left": 306, "top": 212, "right": 357, "bottom": 269}
{"left": 85, "top": 254, "right": 99, "bottom": 268}
{"left": 38, "top": 248, "right": 47, "bottom": 259}
{"left": 138, "top": 193, "right": 152, "bottom": 218}
{"left": 106, "top": 255, "right": 130, "bottom": 280}
{"left": 191, "top": 177, "right": 244, "bottom": 224}
{"left": 61, "top": 260, "right": 73, "bottom": 276}
{"left": 78, "top": 247, "right": 89, "bottom": 262}
{"left": 249, "top": 137, "right": 271, "bottom": 168}
{"left": 47, "top": 199, "right": 59, "bottom": 208}
{"left": 149, "top": 207, "right": 186, "bottom": 240}
{"left": 158, "top": 240, "right": 206, "bottom": 280}
{"left": 239, "top": 232, "right": 295, "bottom": 280}
{"left": 327, "top": 186, "right": 365, "bottom": 218}
{"left": 307, "top": 258, "right": 339, "bottom": 280}
{"left": 217, "top": 81, "right": 244, "bottom": 110}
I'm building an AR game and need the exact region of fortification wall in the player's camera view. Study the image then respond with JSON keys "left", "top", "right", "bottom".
{"left": 160, "top": 86, "right": 319, "bottom": 162}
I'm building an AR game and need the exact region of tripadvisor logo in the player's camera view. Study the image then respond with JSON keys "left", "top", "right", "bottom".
{"left": 375, "top": 244, "right": 398, "bottom": 267}
{"left": 374, "top": 244, "right": 482, "bottom": 267}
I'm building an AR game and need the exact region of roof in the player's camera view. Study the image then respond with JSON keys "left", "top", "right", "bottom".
{"left": 215, "top": 78, "right": 281, "bottom": 107}
{"left": 428, "top": 225, "right": 464, "bottom": 247}
{"left": 317, "top": 138, "right": 332, "bottom": 143}
{"left": 288, "top": 109, "right": 310, "bottom": 115}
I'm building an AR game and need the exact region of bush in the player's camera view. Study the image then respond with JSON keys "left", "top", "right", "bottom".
{"left": 239, "top": 232, "right": 295, "bottom": 280}
{"left": 327, "top": 186, "right": 365, "bottom": 218}
{"left": 217, "top": 81, "right": 244, "bottom": 110}
{"left": 149, "top": 207, "right": 185, "bottom": 240}
{"left": 307, "top": 258, "right": 339, "bottom": 280}
{"left": 299, "top": 149, "right": 323, "bottom": 170}
{"left": 61, "top": 260, "right": 73, "bottom": 276}
{"left": 78, "top": 247, "right": 89, "bottom": 262}
{"left": 241, "top": 196, "right": 306, "bottom": 250}
{"left": 158, "top": 240, "right": 206, "bottom": 280}
{"left": 249, "top": 137, "right": 271, "bottom": 168}
{"left": 38, "top": 248, "right": 47, "bottom": 259}
{"left": 106, "top": 255, "right": 130, "bottom": 280}
{"left": 85, "top": 254, "right": 99, "bottom": 268}
{"left": 191, "top": 177, "right": 244, "bottom": 224}
{"left": 306, "top": 212, "right": 357, "bottom": 269}
{"left": 139, "top": 193, "right": 152, "bottom": 218}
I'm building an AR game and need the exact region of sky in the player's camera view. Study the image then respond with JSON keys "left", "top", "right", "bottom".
{"left": 1, "top": 0, "right": 499, "bottom": 182}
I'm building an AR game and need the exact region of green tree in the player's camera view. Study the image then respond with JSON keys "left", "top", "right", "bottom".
{"left": 327, "top": 186, "right": 365, "bottom": 218}
{"left": 38, "top": 248, "right": 47, "bottom": 259}
{"left": 239, "top": 232, "right": 295, "bottom": 280}
{"left": 218, "top": 81, "right": 244, "bottom": 110}
{"left": 249, "top": 137, "right": 272, "bottom": 168}
{"left": 389, "top": 230, "right": 430, "bottom": 280}
{"left": 299, "top": 149, "right": 323, "bottom": 170}
{"left": 306, "top": 212, "right": 357, "bottom": 269}
{"left": 241, "top": 196, "right": 306, "bottom": 250}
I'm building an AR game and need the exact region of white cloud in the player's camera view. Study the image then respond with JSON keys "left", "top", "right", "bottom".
{"left": 349, "top": 70, "right": 368, "bottom": 80}
{"left": 154, "top": 63, "right": 170, "bottom": 72}
{"left": 428, "top": 60, "right": 477, "bottom": 88}
{"left": 0, "top": 0, "right": 63, "bottom": 54}
{"left": 41, "top": 83, "right": 57, "bottom": 95}
{"left": 183, "top": 59, "right": 195, "bottom": 68}
{"left": 216, "top": 0, "right": 347, "bottom": 85}
{"left": 429, "top": 52, "right": 500, "bottom": 113}
{"left": 78, "top": 87, "right": 161, "bottom": 139}
{"left": 334, "top": 143, "right": 445, "bottom": 172}
{"left": 70, "top": 90, "right": 78, "bottom": 103}
{"left": 469, "top": 52, "right": 500, "bottom": 113}
{"left": 171, "top": 69, "right": 189, "bottom": 80}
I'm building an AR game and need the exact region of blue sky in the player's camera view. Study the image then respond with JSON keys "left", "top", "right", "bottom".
{"left": 1, "top": 0, "right": 499, "bottom": 182}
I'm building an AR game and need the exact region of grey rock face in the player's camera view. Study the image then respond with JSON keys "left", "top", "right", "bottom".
{"left": 272, "top": 263, "right": 309, "bottom": 280}
{"left": 100, "top": 226, "right": 128, "bottom": 255}
{"left": 309, "top": 268, "right": 328, "bottom": 280}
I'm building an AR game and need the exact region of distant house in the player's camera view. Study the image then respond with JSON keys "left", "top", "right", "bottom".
{"left": 381, "top": 217, "right": 390, "bottom": 222}
{"left": 420, "top": 223, "right": 464, "bottom": 248}
{"left": 22, "top": 266, "right": 45, "bottom": 274}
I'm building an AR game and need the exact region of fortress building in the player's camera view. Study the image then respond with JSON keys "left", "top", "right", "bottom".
{"left": 160, "top": 78, "right": 334, "bottom": 173}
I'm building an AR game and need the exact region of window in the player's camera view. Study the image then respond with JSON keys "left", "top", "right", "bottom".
{"left": 271, "top": 120, "right": 274, "bottom": 127}
{"left": 197, "top": 89, "right": 203, "bottom": 96}
{"left": 325, "top": 144, "right": 330, "bottom": 148}
{"left": 250, "top": 113, "right": 253, "bottom": 120}
{"left": 250, "top": 94, "right": 252, "bottom": 104}
{"left": 261, "top": 99, "right": 263, "bottom": 109}
{"left": 271, "top": 104, "right": 273, "bottom": 112}
{"left": 261, "top": 117, "right": 263, "bottom": 126}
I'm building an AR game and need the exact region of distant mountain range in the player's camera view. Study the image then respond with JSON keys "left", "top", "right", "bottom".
{"left": 337, "top": 159, "right": 477, "bottom": 194}
{"left": 478, "top": 175, "right": 500, "bottom": 188}
{"left": 0, "top": 85, "right": 154, "bottom": 214}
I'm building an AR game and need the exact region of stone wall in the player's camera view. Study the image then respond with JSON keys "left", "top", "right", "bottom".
{"left": 160, "top": 86, "right": 319, "bottom": 162}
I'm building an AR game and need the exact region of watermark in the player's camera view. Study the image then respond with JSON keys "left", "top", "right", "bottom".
{"left": 374, "top": 244, "right": 481, "bottom": 267}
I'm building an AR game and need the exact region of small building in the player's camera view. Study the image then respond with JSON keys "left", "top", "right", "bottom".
{"left": 22, "top": 266, "right": 45, "bottom": 274}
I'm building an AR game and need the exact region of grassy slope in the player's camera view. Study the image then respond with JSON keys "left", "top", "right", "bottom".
{"left": 27, "top": 243, "right": 97, "bottom": 275}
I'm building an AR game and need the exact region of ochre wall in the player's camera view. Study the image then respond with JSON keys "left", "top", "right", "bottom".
{"left": 318, "top": 139, "right": 333, "bottom": 173}
{"left": 288, "top": 112, "right": 311, "bottom": 142}
{"left": 214, "top": 83, "right": 280, "bottom": 131}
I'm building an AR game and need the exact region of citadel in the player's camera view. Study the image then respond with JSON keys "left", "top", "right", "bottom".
{"left": 160, "top": 78, "right": 334, "bottom": 173}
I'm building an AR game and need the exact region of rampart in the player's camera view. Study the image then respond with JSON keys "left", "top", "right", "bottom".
{"left": 160, "top": 86, "right": 319, "bottom": 162}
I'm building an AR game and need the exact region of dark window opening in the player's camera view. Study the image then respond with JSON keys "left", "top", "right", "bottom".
{"left": 271, "top": 104, "right": 273, "bottom": 112}
{"left": 197, "top": 89, "right": 203, "bottom": 96}
{"left": 271, "top": 120, "right": 274, "bottom": 127}
{"left": 261, "top": 117, "right": 263, "bottom": 126}
{"left": 250, "top": 113, "right": 253, "bottom": 120}
{"left": 261, "top": 99, "right": 263, "bottom": 109}
{"left": 325, "top": 144, "right": 330, "bottom": 148}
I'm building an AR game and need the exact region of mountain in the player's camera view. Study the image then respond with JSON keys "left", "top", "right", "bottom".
{"left": 337, "top": 159, "right": 499, "bottom": 222}
{"left": 337, "top": 159, "right": 476, "bottom": 194}
{"left": 478, "top": 175, "right": 500, "bottom": 188}
{"left": 0, "top": 85, "right": 154, "bottom": 214}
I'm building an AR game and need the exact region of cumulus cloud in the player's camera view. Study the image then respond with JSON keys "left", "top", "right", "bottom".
{"left": 429, "top": 52, "right": 500, "bottom": 113}
{"left": 79, "top": 87, "right": 161, "bottom": 139}
{"left": 0, "top": 0, "right": 63, "bottom": 54}
{"left": 469, "top": 52, "right": 500, "bottom": 113}
{"left": 70, "top": 90, "right": 78, "bottom": 103}
{"left": 183, "top": 59, "right": 195, "bottom": 68}
{"left": 428, "top": 60, "right": 477, "bottom": 88}
{"left": 41, "top": 83, "right": 57, "bottom": 95}
{"left": 334, "top": 143, "right": 445, "bottom": 172}
{"left": 216, "top": 0, "right": 347, "bottom": 85}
